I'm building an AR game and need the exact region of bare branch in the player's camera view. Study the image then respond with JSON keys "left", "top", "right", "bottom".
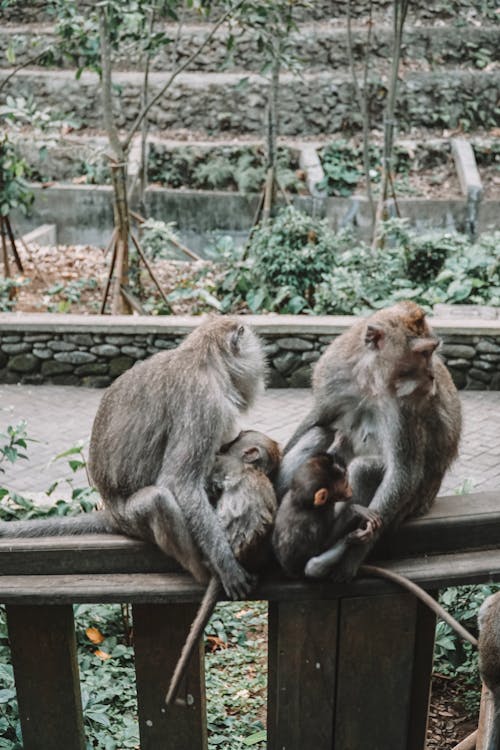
{"left": 0, "top": 47, "right": 53, "bottom": 94}
{"left": 123, "top": 0, "right": 245, "bottom": 150}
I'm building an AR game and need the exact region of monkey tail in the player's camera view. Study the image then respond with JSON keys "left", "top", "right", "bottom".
{"left": 165, "top": 576, "right": 221, "bottom": 707}
{"left": 0, "top": 511, "right": 117, "bottom": 538}
{"left": 360, "top": 565, "right": 478, "bottom": 648}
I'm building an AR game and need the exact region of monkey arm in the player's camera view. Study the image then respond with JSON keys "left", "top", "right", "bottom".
{"left": 277, "top": 424, "right": 337, "bottom": 499}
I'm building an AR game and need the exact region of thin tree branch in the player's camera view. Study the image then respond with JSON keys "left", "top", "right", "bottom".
{"left": 123, "top": 0, "right": 245, "bottom": 150}
{"left": 0, "top": 46, "right": 53, "bottom": 94}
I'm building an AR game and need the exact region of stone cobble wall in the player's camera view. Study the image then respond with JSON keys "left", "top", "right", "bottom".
{"left": 0, "top": 318, "right": 499, "bottom": 391}
{"left": 5, "top": 68, "right": 499, "bottom": 136}
{"left": 2, "top": 25, "right": 496, "bottom": 73}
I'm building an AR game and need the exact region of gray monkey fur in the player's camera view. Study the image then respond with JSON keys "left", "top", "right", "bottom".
{"left": 277, "top": 301, "right": 462, "bottom": 582}
{"left": 479, "top": 592, "right": 500, "bottom": 750}
{"left": 0, "top": 317, "right": 267, "bottom": 601}
{"left": 166, "top": 430, "right": 280, "bottom": 705}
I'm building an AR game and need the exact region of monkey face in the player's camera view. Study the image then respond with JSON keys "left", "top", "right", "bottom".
{"left": 362, "top": 304, "right": 440, "bottom": 399}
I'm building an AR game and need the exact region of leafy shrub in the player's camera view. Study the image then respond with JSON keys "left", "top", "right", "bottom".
{"left": 149, "top": 145, "right": 305, "bottom": 194}
{"left": 210, "top": 210, "right": 500, "bottom": 315}
{"left": 434, "top": 584, "right": 499, "bottom": 714}
{"left": 214, "top": 206, "right": 351, "bottom": 313}
{"left": 0, "top": 135, "right": 33, "bottom": 217}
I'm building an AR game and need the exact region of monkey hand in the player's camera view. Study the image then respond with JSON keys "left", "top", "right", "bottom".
{"left": 219, "top": 559, "right": 257, "bottom": 601}
{"left": 348, "top": 509, "right": 382, "bottom": 544}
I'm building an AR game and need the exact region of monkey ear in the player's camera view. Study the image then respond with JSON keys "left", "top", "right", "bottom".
{"left": 230, "top": 324, "right": 245, "bottom": 353}
{"left": 411, "top": 337, "right": 439, "bottom": 359}
{"left": 365, "top": 324, "right": 385, "bottom": 349}
{"left": 242, "top": 446, "right": 261, "bottom": 464}
{"left": 313, "top": 488, "right": 329, "bottom": 506}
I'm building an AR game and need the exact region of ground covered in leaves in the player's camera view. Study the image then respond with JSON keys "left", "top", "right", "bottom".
{"left": 8, "top": 241, "right": 212, "bottom": 316}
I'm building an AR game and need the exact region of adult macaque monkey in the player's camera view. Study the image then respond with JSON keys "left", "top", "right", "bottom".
{"left": 278, "top": 301, "right": 461, "bottom": 582}
{"left": 1, "top": 317, "right": 267, "bottom": 601}
{"left": 478, "top": 592, "right": 500, "bottom": 750}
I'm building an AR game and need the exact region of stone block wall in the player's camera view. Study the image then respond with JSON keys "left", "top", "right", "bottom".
{"left": 0, "top": 314, "right": 499, "bottom": 391}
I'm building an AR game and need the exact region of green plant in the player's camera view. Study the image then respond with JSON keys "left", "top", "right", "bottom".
{"left": 434, "top": 584, "right": 499, "bottom": 715}
{"left": 46, "top": 278, "right": 98, "bottom": 313}
{"left": 0, "top": 135, "right": 33, "bottom": 218}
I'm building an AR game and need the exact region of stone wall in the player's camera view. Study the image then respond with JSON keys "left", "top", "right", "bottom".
{"left": 5, "top": 68, "right": 499, "bottom": 136}
{"left": 0, "top": 314, "right": 499, "bottom": 391}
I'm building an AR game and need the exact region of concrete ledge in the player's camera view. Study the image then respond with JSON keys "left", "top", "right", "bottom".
{"left": 1, "top": 311, "right": 500, "bottom": 337}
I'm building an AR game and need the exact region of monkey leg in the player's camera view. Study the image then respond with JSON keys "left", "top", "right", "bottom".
{"left": 110, "top": 486, "right": 210, "bottom": 585}
{"left": 276, "top": 425, "right": 336, "bottom": 499}
{"left": 304, "top": 538, "right": 350, "bottom": 578}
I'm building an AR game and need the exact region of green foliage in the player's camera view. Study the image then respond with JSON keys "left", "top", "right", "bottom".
{"left": 0, "top": 278, "right": 27, "bottom": 312}
{"left": 0, "top": 135, "right": 33, "bottom": 217}
{"left": 434, "top": 584, "right": 499, "bottom": 714}
{"left": 0, "top": 422, "right": 30, "bottom": 475}
{"left": 209, "top": 210, "right": 500, "bottom": 315}
{"left": 149, "top": 145, "right": 304, "bottom": 194}
{"left": 140, "top": 218, "right": 183, "bottom": 260}
{"left": 46, "top": 278, "right": 98, "bottom": 313}
{"left": 317, "top": 140, "right": 416, "bottom": 197}
{"left": 214, "top": 207, "right": 350, "bottom": 314}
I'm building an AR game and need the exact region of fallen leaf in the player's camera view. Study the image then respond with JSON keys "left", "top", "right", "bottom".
{"left": 94, "top": 649, "right": 111, "bottom": 661}
{"left": 86, "top": 626, "right": 105, "bottom": 644}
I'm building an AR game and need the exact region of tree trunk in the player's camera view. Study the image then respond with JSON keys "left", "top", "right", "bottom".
{"left": 110, "top": 163, "right": 132, "bottom": 315}
{"left": 262, "top": 56, "right": 280, "bottom": 224}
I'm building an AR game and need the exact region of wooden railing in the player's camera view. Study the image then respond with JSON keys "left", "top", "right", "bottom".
{"left": 1, "top": 491, "right": 499, "bottom": 750}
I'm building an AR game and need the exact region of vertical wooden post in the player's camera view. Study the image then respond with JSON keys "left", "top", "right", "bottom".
{"left": 133, "top": 603, "right": 207, "bottom": 750}
{"left": 6, "top": 604, "right": 85, "bottom": 750}
{"left": 406, "top": 597, "right": 437, "bottom": 750}
{"left": 334, "top": 593, "right": 418, "bottom": 750}
{"left": 267, "top": 599, "right": 339, "bottom": 750}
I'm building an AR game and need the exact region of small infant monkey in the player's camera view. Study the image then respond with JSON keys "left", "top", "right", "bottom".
{"left": 273, "top": 453, "right": 381, "bottom": 579}
{"left": 166, "top": 429, "right": 280, "bottom": 706}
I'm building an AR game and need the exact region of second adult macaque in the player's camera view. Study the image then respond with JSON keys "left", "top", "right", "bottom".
{"left": 278, "top": 301, "right": 462, "bottom": 582}
{"left": 166, "top": 430, "right": 280, "bottom": 706}
{"left": 478, "top": 592, "right": 500, "bottom": 750}
{"left": 273, "top": 453, "right": 380, "bottom": 578}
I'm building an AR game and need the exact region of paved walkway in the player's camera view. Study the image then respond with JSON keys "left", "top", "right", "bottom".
{"left": 0, "top": 385, "right": 499, "bottom": 500}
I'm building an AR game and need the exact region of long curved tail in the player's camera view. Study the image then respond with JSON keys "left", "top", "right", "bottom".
{"left": 165, "top": 576, "right": 221, "bottom": 706}
{"left": 0, "top": 511, "right": 116, "bottom": 537}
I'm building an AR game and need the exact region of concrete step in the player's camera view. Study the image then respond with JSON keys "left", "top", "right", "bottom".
{"left": 2, "top": 22, "right": 498, "bottom": 73}
{"left": 2, "top": 67, "right": 499, "bottom": 136}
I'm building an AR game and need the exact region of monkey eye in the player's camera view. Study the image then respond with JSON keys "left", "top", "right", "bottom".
{"left": 238, "top": 325, "right": 245, "bottom": 337}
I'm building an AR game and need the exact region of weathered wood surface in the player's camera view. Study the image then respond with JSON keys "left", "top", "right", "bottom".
{"left": 6, "top": 604, "right": 85, "bottom": 750}
{"left": 0, "top": 492, "right": 498, "bottom": 579}
{"left": 133, "top": 603, "right": 207, "bottom": 750}
{"left": 0, "top": 548, "right": 500, "bottom": 603}
{"left": 267, "top": 600, "right": 338, "bottom": 750}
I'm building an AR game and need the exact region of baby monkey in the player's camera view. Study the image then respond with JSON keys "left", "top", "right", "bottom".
{"left": 273, "top": 453, "right": 381, "bottom": 579}
{"left": 166, "top": 429, "right": 280, "bottom": 706}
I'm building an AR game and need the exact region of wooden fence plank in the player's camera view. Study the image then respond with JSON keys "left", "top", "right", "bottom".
{"left": 407, "top": 597, "right": 437, "bottom": 750}
{"left": 6, "top": 604, "right": 85, "bottom": 750}
{"left": 334, "top": 593, "right": 417, "bottom": 750}
{"left": 2, "top": 492, "right": 499, "bottom": 576}
{"left": 133, "top": 603, "right": 207, "bottom": 750}
{"left": 267, "top": 599, "right": 338, "bottom": 750}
